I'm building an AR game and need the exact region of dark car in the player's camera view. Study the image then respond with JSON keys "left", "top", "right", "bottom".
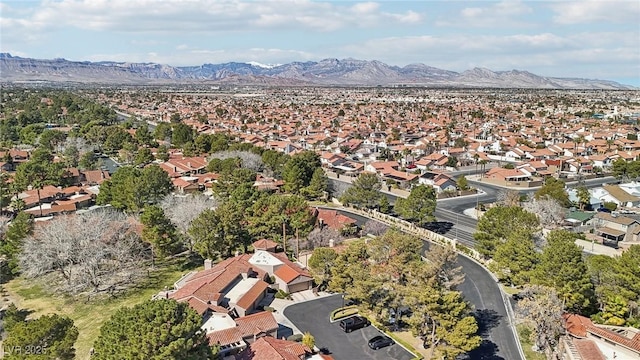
{"left": 339, "top": 316, "right": 370, "bottom": 333}
{"left": 368, "top": 335, "right": 394, "bottom": 350}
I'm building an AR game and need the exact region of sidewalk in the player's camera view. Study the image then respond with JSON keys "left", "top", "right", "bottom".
{"left": 575, "top": 239, "right": 621, "bottom": 257}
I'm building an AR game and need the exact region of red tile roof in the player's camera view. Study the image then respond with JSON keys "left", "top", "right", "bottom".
{"left": 273, "top": 265, "right": 302, "bottom": 284}
{"left": 314, "top": 208, "right": 357, "bottom": 230}
{"left": 252, "top": 239, "right": 279, "bottom": 250}
{"left": 235, "top": 311, "right": 278, "bottom": 337}
{"left": 207, "top": 327, "right": 244, "bottom": 347}
{"left": 572, "top": 339, "right": 606, "bottom": 360}
{"left": 236, "top": 280, "right": 269, "bottom": 310}
{"left": 236, "top": 336, "right": 311, "bottom": 360}
{"left": 564, "top": 313, "right": 640, "bottom": 353}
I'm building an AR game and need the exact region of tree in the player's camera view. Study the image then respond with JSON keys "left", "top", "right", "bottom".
{"left": 576, "top": 186, "right": 591, "bottom": 211}
{"left": 140, "top": 205, "right": 181, "bottom": 259}
{"left": 611, "top": 158, "right": 627, "bottom": 179}
{"left": 301, "top": 167, "right": 329, "bottom": 200}
{"left": 156, "top": 144, "right": 170, "bottom": 162}
{"left": 92, "top": 299, "right": 212, "bottom": 360}
{"left": 97, "top": 165, "right": 173, "bottom": 212}
{"left": 189, "top": 202, "right": 250, "bottom": 259}
{"left": 534, "top": 177, "right": 570, "bottom": 207}
{"left": 1, "top": 303, "right": 28, "bottom": 332}
{"left": 13, "top": 148, "right": 65, "bottom": 216}
{"left": 456, "top": 175, "right": 469, "bottom": 191}
{"left": 496, "top": 189, "right": 521, "bottom": 207}
{"left": 19, "top": 209, "right": 147, "bottom": 294}
{"left": 3, "top": 313, "right": 78, "bottom": 360}
{"left": 445, "top": 156, "right": 458, "bottom": 168}
{"left": 516, "top": 285, "right": 565, "bottom": 360}
{"left": 340, "top": 173, "right": 382, "bottom": 209}
{"left": 522, "top": 197, "right": 565, "bottom": 228}
{"left": 160, "top": 194, "right": 217, "bottom": 252}
{"left": 134, "top": 124, "right": 153, "bottom": 146}
{"left": 305, "top": 227, "right": 342, "bottom": 249}
{"left": 302, "top": 332, "right": 315, "bottom": 350}
{"left": 473, "top": 205, "right": 539, "bottom": 258}
{"left": 378, "top": 195, "right": 391, "bottom": 214}
{"left": 363, "top": 220, "right": 388, "bottom": 237}
{"left": 492, "top": 229, "right": 539, "bottom": 286}
{"left": 249, "top": 195, "right": 314, "bottom": 249}
{"left": 282, "top": 151, "right": 321, "bottom": 194}
{"left": 79, "top": 151, "right": 98, "bottom": 170}
{"left": 531, "top": 230, "right": 595, "bottom": 313}
{"left": 0, "top": 212, "right": 34, "bottom": 277}
{"left": 308, "top": 247, "right": 338, "bottom": 284}
{"left": 134, "top": 147, "right": 154, "bottom": 165}
{"left": 394, "top": 185, "right": 437, "bottom": 226}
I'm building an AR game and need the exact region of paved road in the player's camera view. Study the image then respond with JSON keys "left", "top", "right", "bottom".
{"left": 284, "top": 295, "right": 414, "bottom": 360}
{"left": 323, "top": 207, "right": 522, "bottom": 360}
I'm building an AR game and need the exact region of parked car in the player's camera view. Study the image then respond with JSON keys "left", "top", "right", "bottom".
{"left": 368, "top": 335, "right": 394, "bottom": 350}
{"left": 339, "top": 315, "right": 370, "bottom": 333}
{"left": 389, "top": 306, "right": 412, "bottom": 324}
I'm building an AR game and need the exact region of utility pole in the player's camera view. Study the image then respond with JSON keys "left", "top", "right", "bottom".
{"left": 282, "top": 221, "right": 286, "bottom": 254}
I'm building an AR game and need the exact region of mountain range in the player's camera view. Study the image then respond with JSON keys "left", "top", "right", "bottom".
{"left": 0, "top": 53, "right": 635, "bottom": 90}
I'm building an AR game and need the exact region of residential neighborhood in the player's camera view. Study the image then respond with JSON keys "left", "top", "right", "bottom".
{"left": 1, "top": 86, "right": 640, "bottom": 360}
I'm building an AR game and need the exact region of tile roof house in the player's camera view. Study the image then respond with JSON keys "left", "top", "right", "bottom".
{"left": 205, "top": 311, "right": 279, "bottom": 357}
{"left": 236, "top": 336, "right": 312, "bottom": 360}
{"left": 312, "top": 208, "right": 357, "bottom": 232}
{"left": 563, "top": 313, "right": 640, "bottom": 360}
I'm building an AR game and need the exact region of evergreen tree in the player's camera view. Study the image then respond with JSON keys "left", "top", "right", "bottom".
{"left": 492, "top": 229, "right": 539, "bottom": 286}
{"left": 92, "top": 299, "right": 212, "bottom": 360}
{"left": 473, "top": 206, "right": 539, "bottom": 258}
{"left": 532, "top": 230, "right": 595, "bottom": 313}
{"left": 340, "top": 173, "right": 382, "bottom": 209}
{"left": 394, "top": 185, "right": 437, "bottom": 226}
{"left": 4, "top": 313, "right": 78, "bottom": 360}
{"left": 1, "top": 212, "right": 34, "bottom": 276}
{"left": 140, "top": 205, "right": 181, "bottom": 259}
{"left": 534, "top": 177, "right": 570, "bottom": 207}
{"left": 301, "top": 167, "right": 329, "bottom": 200}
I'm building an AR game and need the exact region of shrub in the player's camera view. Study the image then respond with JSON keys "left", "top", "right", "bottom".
{"left": 330, "top": 305, "right": 359, "bottom": 321}
{"left": 264, "top": 306, "right": 275, "bottom": 312}
{"left": 287, "top": 334, "right": 304, "bottom": 342}
{"left": 275, "top": 289, "right": 290, "bottom": 299}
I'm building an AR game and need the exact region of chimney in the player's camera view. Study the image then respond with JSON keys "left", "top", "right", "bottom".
{"left": 329, "top": 239, "right": 335, "bottom": 248}
{"left": 204, "top": 259, "right": 212, "bottom": 270}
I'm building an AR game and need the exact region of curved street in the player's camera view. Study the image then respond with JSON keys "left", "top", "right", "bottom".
{"left": 324, "top": 206, "right": 523, "bottom": 360}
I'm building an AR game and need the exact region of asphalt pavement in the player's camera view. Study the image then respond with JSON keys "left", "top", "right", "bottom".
{"left": 283, "top": 294, "right": 414, "bottom": 360}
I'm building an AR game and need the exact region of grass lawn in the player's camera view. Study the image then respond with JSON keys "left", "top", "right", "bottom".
{"left": 501, "top": 285, "right": 521, "bottom": 296}
{"left": 516, "top": 323, "right": 546, "bottom": 360}
{"left": 3, "top": 259, "right": 200, "bottom": 360}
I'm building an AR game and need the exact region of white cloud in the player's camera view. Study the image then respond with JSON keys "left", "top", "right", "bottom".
{"left": 338, "top": 32, "right": 640, "bottom": 80}
{"left": 549, "top": 0, "right": 640, "bottom": 24}
{"left": 439, "top": 0, "right": 533, "bottom": 27}
{"left": 0, "top": 0, "right": 421, "bottom": 38}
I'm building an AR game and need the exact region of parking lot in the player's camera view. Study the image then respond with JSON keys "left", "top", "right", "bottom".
{"left": 283, "top": 294, "right": 415, "bottom": 360}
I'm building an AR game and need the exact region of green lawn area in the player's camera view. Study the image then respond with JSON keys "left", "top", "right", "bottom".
{"left": 3, "top": 259, "right": 200, "bottom": 360}
{"left": 516, "top": 323, "right": 546, "bottom": 360}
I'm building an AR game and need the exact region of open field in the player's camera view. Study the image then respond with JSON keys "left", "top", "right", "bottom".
{"left": 3, "top": 259, "right": 200, "bottom": 360}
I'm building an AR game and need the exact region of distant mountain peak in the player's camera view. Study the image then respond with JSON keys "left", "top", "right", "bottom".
{"left": 0, "top": 54, "right": 635, "bottom": 90}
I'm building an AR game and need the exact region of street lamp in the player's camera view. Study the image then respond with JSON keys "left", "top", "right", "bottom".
{"left": 341, "top": 294, "right": 345, "bottom": 309}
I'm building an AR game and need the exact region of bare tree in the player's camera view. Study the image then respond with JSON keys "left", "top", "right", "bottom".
{"left": 160, "top": 194, "right": 218, "bottom": 251}
{"left": 517, "top": 285, "right": 565, "bottom": 360}
{"left": 58, "top": 136, "right": 93, "bottom": 154}
{"left": 496, "top": 189, "right": 522, "bottom": 207}
{"left": 210, "top": 150, "right": 264, "bottom": 172}
{"left": 425, "top": 244, "right": 464, "bottom": 290}
{"left": 303, "top": 227, "right": 343, "bottom": 250}
{"left": 523, "top": 198, "right": 565, "bottom": 228}
{"left": 19, "top": 209, "right": 148, "bottom": 294}
{"left": 363, "top": 220, "right": 388, "bottom": 237}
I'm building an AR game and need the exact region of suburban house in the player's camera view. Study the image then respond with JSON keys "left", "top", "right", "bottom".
{"left": 418, "top": 171, "right": 457, "bottom": 193}
{"left": 593, "top": 212, "right": 639, "bottom": 246}
{"left": 483, "top": 167, "right": 532, "bottom": 185}
{"left": 600, "top": 185, "right": 640, "bottom": 208}
{"left": 562, "top": 313, "right": 640, "bottom": 360}
{"left": 312, "top": 208, "right": 358, "bottom": 233}
{"left": 205, "top": 310, "right": 280, "bottom": 357}
{"left": 235, "top": 336, "right": 316, "bottom": 360}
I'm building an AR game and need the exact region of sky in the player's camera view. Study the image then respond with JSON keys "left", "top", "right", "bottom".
{"left": 1, "top": 0, "right": 639, "bottom": 86}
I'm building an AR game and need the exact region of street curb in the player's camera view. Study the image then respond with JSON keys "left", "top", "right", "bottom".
{"left": 319, "top": 204, "right": 526, "bottom": 360}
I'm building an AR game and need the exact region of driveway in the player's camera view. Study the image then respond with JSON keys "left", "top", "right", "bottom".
{"left": 283, "top": 294, "right": 414, "bottom": 360}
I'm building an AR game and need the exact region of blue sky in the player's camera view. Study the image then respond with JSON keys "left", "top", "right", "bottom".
{"left": 1, "top": 0, "right": 639, "bottom": 85}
